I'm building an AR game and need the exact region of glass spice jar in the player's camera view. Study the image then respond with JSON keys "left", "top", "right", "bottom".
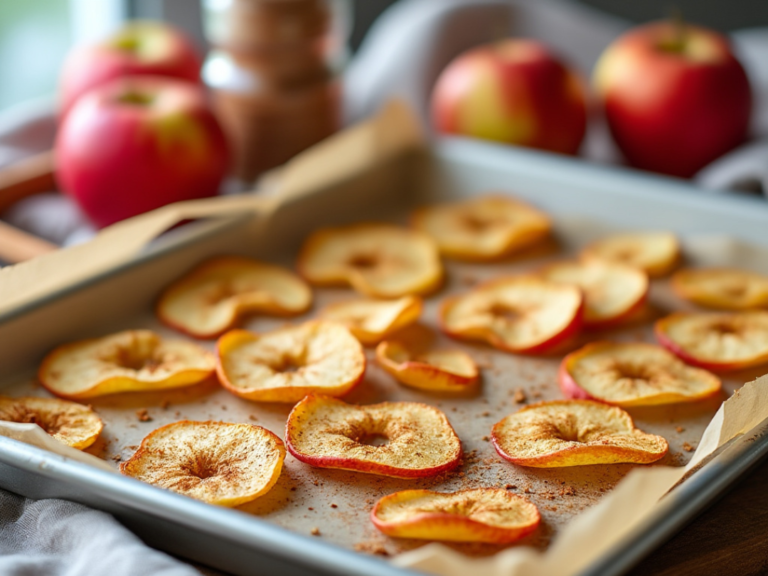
{"left": 201, "top": 0, "right": 350, "bottom": 183}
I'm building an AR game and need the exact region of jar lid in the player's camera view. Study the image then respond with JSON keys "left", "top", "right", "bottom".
{"left": 203, "top": 0, "right": 331, "bottom": 49}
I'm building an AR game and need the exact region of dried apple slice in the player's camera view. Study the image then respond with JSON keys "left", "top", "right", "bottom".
{"left": 216, "top": 321, "right": 365, "bottom": 402}
{"left": 376, "top": 341, "right": 479, "bottom": 391}
{"left": 285, "top": 395, "right": 462, "bottom": 478}
{"left": 581, "top": 232, "right": 680, "bottom": 277}
{"left": 492, "top": 400, "right": 668, "bottom": 467}
{"left": 0, "top": 396, "right": 103, "bottom": 449}
{"left": 296, "top": 224, "right": 443, "bottom": 298}
{"left": 319, "top": 296, "right": 422, "bottom": 345}
{"left": 156, "top": 256, "right": 312, "bottom": 339}
{"left": 671, "top": 268, "right": 768, "bottom": 310}
{"left": 39, "top": 330, "right": 215, "bottom": 399}
{"left": 439, "top": 276, "right": 583, "bottom": 354}
{"left": 656, "top": 311, "right": 768, "bottom": 371}
{"left": 371, "top": 488, "right": 540, "bottom": 543}
{"left": 540, "top": 259, "right": 649, "bottom": 328}
{"left": 559, "top": 342, "right": 721, "bottom": 406}
{"left": 120, "top": 421, "right": 285, "bottom": 507}
{"left": 411, "top": 195, "right": 551, "bottom": 260}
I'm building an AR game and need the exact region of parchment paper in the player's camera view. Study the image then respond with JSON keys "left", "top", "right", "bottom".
{"left": 1, "top": 100, "right": 768, "bottom": 576}
{"left": 392, "top": 374, "right": 768, "bottom": 576}
{"left": 0, "top": 101, "right": 424, "bottom": 317}
{"left": 0, "top": 422, "right": 114, "bottom": 473}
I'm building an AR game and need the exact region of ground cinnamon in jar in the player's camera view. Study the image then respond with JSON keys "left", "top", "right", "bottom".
{"left": 202, "top": 0, "right": 347, "bottom": 183}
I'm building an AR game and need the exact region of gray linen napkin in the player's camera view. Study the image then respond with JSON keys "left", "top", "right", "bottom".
{"left": 0, "top": 489, "right": 200, "bottom": 576}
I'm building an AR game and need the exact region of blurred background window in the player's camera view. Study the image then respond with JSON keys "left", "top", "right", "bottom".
{"left": 1, "top": 0, "right": 766, "bottom": 113}
{"left": 0, "top": 0, "right": 126, "bottom": 111}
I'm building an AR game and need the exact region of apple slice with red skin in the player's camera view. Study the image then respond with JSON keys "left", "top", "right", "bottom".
{"left": 411, "top": 195, "right": 551, "bottom": 261}
{"left": 671, "top": 268, "right": 768, "bottom": 310}
{"left": 559, "top": 341, "right": 721, "bottom": 406}
{"left": 121, "top": 420, "right": 285, "bottom": 507}
{"left": 0, "top": 396, "right": 103, "bottom": 450}
{"left": 376, "top": 341, "right": 479, "bottom": 391}
{"left": 297, "top": 223, "right": 443, "bottom": 298}
{"left": 540, "top": 259, "right": 649, "bottom": 328}
{"left": 285, "top": 395, "right": 462, "bottom": 478}
{"left": 39, "top": 330, "right": 215, "bottom": 399}
{"left": 492, "top": 400, "right": 668, "bottom": 467}
{"left": 157, "top": 256, "right": 312, "bottom": 339}
{"left": 581, "top": 231, "right": 680, "bottom": 277}
{"left": 319, "top": 296, "right": 422, "bottom": 346}
{"left": 371, "top": 488, "right": 540, "bottom": 543}
{"left": 216, "top": 321, "right": 365, "bottom": 403}
{"left": 656, "top": 311, "right": 768, "bottom": 371}
{"left": 439, "top": 276, "right": 583, "bottom": 354}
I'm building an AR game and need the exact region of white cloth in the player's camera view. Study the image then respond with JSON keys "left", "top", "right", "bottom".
{"left": 0, "top": 490, "right": 200, "bottom": 576}
{"left": 344, "top": 0, "right": 768, "bottom": 193}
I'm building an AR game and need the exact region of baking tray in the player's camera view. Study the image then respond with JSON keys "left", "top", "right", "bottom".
{"left": 1, "top": 137, "right": 768, "bottom": 576}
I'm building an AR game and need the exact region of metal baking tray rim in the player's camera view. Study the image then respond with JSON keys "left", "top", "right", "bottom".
{"left": 0, "top": 434, "right": 415, "bottom": 576}
{"left": 2, "top": 138, "right": 768, "bottom": 575}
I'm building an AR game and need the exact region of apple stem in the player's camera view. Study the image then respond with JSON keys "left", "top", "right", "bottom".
{"left": 491, "top": 19, "right": 507, "bottom": 44}
{"left": 668, "top": 6, "right": 686, "bottom": 52}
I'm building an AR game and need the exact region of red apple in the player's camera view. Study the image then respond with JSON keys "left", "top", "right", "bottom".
{"left": 56, "top": 76, "right": 229, "bottom": 228}
{"left": 594, "top": 21, "right": 752, "bottom": 178}
{"left": 431, "top": 39, "right": 587, "bottom": 155}
{"left": 60, "top": 21, "right": 202, "bottom": 117}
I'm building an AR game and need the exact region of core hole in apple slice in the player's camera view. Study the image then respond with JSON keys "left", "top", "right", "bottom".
{"left": 375, "top": 340, "right": 479, "bottom": 391}
{"left": 655, "top": 311, "right": 768, "bottom": 371}
{"left": 120, "top": 420, "right": 285, "bottom": 507}
{"left": 671, "top": 268, "right": 768, "bottom": 310}
{"left": 539, "top": 259, "right": 649, "bottom": 328}
{"left": 296, "top": 223, "right": 443, "bottom": 298}
{"left": 580, "top": 231, "right": 680, "bottom": 277}
{"left": 156, "top": 256, "right": 312, "bottom": 339}
{"left": 410, "top": 195, "right": 551, "bottom": 261}
{"left": 559, "top": 341, "right": 721, "bottom": 406}
{"left": 284, "top": 394, "right": 462, "bottom": 478}
{"left": 491, "top": 400, "right": 668, "bottom": 467}
{"left": 0, "top": 396, "right": 103, "bottom": 450}
{"left": 318, "top": 296, "right": 423, "bottom": 346}
{"left": 439, "top": 276, "right": 583, "bottom": 354}
{"left": 216, "top": 321, "right": 366, "bottom": 403}
{"left": 38, "top": 330, "right": 216, "bottom": 399}
{"left": 371, "top": 488, "right": 541, "bottom": 543}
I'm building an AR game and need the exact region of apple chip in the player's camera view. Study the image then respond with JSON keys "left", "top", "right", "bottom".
{"left": 297, "top": 224, "right": 443, "bottom": 298}
{"left": 581, "top": 232, "right": 680, "bottom": 277}
{"left": 285, "top": 395, "right": 462, "bottom": 478}
{"left": 656, "top": 311, "right": 768, "bottom": 371}
{"left": 319, "top": 296, "right": 422, "bottom": 345}
{"left": 371, "top": 488, "right": 540, "bottom": 543}
{"left": 121, "top": 421, "right": 285, "bottom": 507}
{"left": 411, "top": 195, "right": 551, "bottom": 260}
{"left": 540, "top": 259, "right": 649, "bottom": 327}
{"left": 376, "top": 341, "right": 479, "bottom": 391}
{"left": 216, "top": 321, "right": 365, "bottom": 402}
{"left": 440, "top": 276, "right": 583, "bottom": 354}
{"left": 559, "top": 342, "right": 721, "bottom": 406}
{"left": 156, "top": 256, "right": 312, "bottom": 339}
{"left": 671, "top": 268, "right": 768, "bottom": 310}
{"left": 39, "top": 330, "right": 215, "bottom": 399}
{"left": 0, "top": 396, "right": 103, "bottom": 449}
{"left": 492, "top": 400, "right": 668, "bottom": 467}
